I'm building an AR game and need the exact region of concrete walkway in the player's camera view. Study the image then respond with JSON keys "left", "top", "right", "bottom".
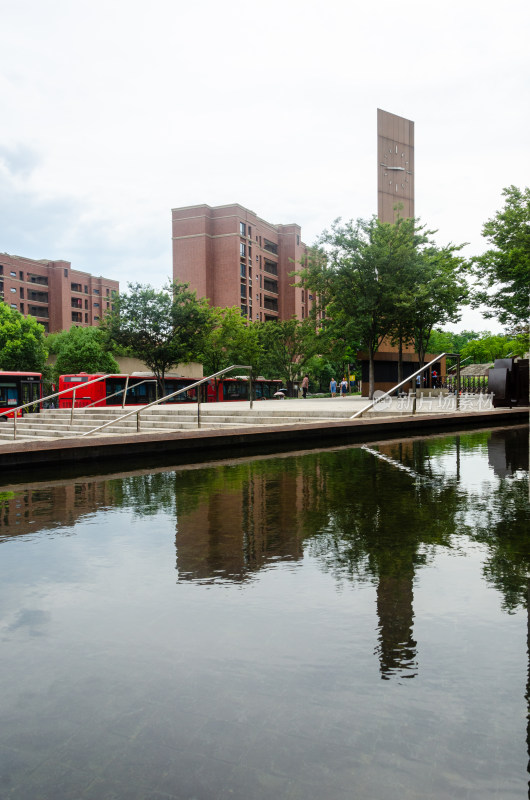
{"left": 0, "top": 403, "right": 526, "bottom": 472}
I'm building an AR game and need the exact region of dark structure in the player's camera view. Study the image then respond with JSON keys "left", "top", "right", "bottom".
{"left": 489, "top": 358, "right": 529, "bottom": 408}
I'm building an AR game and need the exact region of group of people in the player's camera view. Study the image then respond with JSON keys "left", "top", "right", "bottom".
{"left": 329, "top": 378, "right": 349, "bottom": 398}
{"left": 299, "top": 375, "right": 350, "bottom": 399}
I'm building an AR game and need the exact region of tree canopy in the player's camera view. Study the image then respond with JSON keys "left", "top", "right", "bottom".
{"left": 471, "top": 185, "right": 530, "bottom": 329}
{"left": 47, "top": 326, "right": 120, "bottom": 381}
{"left": 103, "top": 281, "right": 211, "bottom": 386}
{"left": 0, "top": 303, "right": 48, "bottom": 372}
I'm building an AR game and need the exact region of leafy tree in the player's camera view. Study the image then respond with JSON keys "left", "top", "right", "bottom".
{"left": 201, "top": 307, "right": 262, "bottom": 376}
{"left": 426, "top": 329, "right": 481, "bottom": 356}
{"left": 0, "top": 303, "right": 48, "bottom": 371}
{"left": 459, "top": 332, "right": 527, "bottom": 363}
{"left": 258, "top": 318, "right": 317, "bottom": 393}
{"left": 104, "top": 281, "right": 212, "bottom": 390}
{"left": 397, "top": 244, "right": 469, "bottom": 368}
{"left": 47, "top": 326, "right": 120, "bottom": 382}
{"left": 471, "top": 185, "right": 530, "bottom": 329}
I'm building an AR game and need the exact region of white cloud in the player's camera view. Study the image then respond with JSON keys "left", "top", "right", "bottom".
{"left": 0, "top": 0, "right": 528, "bottom": 333}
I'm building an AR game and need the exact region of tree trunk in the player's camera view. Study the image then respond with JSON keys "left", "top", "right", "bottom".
{"left": 368, "top": 343, "right": 375, "bottom": 399}
{"left": 397, "top": 335, "right": 403, "bottom": 387}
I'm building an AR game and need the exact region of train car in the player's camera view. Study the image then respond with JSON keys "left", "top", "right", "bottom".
{"left": 206, "top": 377, "right": 283, "bottom": 402}
{"left": 0, "top": 371, "right": 42, "bottom": 418}
{"left": 58, "top": 373, "right": 198, "bottom": 409}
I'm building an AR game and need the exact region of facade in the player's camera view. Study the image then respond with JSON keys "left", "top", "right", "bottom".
{"left": 0, "top": 253, "right": 119, "bottom": 333}
{"left": 172, "top": 203, "right": 311, "bottom": 321}
{"left": 377, "top": 108, "right": 415, "bottom": 223}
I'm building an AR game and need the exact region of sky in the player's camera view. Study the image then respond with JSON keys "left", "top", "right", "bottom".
{"left": 1, "top": 0, "right": 528, "bottom": 334}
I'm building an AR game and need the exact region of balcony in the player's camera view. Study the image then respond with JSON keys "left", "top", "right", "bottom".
{"left": 29, "top": 306, "right": 49, "bottom": 319}
{"left": 71, "top": 298, "right": 83, "bottom": 309}
{"left": 71, "top": 311, "right": 83, "bottom": 323}
{"left": 264, "top": 297, "right": 278, "bottom": 312}
{"left": 263, "top": 259, "right": 278, "bottom": 276}
{"left": 263, "top": 239, "right": 278, "bottom": 255}
{"left": 71, "top": 282, "right": 83, "bottom": 293}
{"left": 28, "top": 274, "right": 48, "bottom": 286}
{"left": 263, "top": 279, "right": 278, "bottom": 294}
{"left": 28, "top": 291, "right": 49, "bottom": 303}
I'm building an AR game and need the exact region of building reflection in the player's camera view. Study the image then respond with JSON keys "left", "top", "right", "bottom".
{"left": 0, "top": 481, "right": 117, "bottom": 539}
{"left": 174, "top": 467, "right": 309, "bottom": 583}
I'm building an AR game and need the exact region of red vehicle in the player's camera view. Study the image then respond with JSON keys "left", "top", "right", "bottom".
{"left": 58, "top": 373, "right": 199, "bottom": 409}
{"left": 58, "top": 373, "right": 284, "bottom": 408}
{"left": 206, "top": 377, "right": 283, "bottom": 402}
{"left": 0, "top": 371, "right": 42, "bottom": 418}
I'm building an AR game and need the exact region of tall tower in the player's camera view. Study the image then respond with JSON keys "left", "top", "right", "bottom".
{"left": 377, "top": 109, "right": 415, "bottom": 223}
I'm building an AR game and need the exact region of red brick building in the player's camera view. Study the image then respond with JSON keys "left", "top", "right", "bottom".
{"left": 0, "top": 253, "right": 119, "bottom": 333}
{"left": 172, "top": 203, "right": 312, "bottom": 321}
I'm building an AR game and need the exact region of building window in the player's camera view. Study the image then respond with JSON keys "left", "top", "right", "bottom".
{"left": 93, "top": 288, "right": 100, "bottom": 295}
{"left": 240, "top": 283, "right": 246, "bottom": 298}
{"left": 64, "top": 269, "right": 68, "bottom": 277}
{"left": 84, "top": 285, "right": 88, "bottom": 293}
{"left": 94, "top": 302, "right": 100, "bottom": 308}
{"left": 263, "top": 239, "right": 278, "bottom": 255}
{"left": 240, "top": 243, "right": 246, "bottom": 258}
{"left": 263, "top": 259, "right": 278, "bottom": 276}
{"left": 85, "top": 299, "right": 88, "bottom": 309}
{"left": 248, "top": 226, "right": 251, "bottom": 238}
{"left": 20, "top": 303, "right": 24, "bottom": 313}
{"left": 240, "top": 263, "right": 246, "bottom": 278}
{"left": 106, "top": 288, "right": 109, "bottom": 296}
{"left": 10, "top": 271, "right": 16, "bottom": 277}
{"left": 71, "top": 282, "right": 82, "bottom": 292}
{"left": 94, "top": 315, "right": 100, "bottom": 320}
{"left": 240, "top": 222, "right": 246, "bottom": 236}
{"left": 19, "top": 271, "right": 24, "bottom": 281}
{"left": 10, "top": 303, "right": 17, "bottom": 308}
{"left": 248, "top": 246, "right": 252, "bottom": 260}
{"left": 10, "top": 287, "right": 16, "bottom": 293}
{"left": 297, "top": 235, "right": 300, "bottom": 245}
{"left": 20, "top": 288, "right": 24, "bottom": 299}
{"left": 85, "top": 313, "right": 88, "bottom": 323}
{"left": 264, "top": 278, "right": 278, "bottom": 294}
{"left": 240, "top": 305, "right": 247, "bottom": 316}
{"left": 302, "top": 290, "right": 305, "bottom": 302}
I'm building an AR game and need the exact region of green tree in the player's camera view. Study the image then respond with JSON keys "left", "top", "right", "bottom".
{"left": 104, "top": 281, "right": 212, "bottom": 390}
{"left": 258, "top": 318, "right": 317, "bottom": 393}
{"left": 426, "top": 329, "right": 481, "bottom": 356}
{"left": 459, "top": 332, "right": 527, "bottom": 363}
{"left": 0, "top": 303, "right": 48, "bottom": 371}
{"left": 397, "top": 244, "right": 469, "bottom": 368}
{"left": 201, "top": 307, "right": 262, "bottom": 376}
{"left": 472, "top": 185, "right": 530, "bottom": 329}
{"left": 47, "top": 326, "right": 120, "bottom": 382}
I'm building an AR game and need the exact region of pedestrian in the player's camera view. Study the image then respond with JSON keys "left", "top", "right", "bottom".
{"left": 340, "top": 378, "right": 348, "bottom": 397}
{"left": 329, "top": 378, "right": 337, "bottom": 398}
{"left": 301, "top": 375, "right": 309, "bottom": 399}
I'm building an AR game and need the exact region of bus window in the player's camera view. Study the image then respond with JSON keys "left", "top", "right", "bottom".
{"left": 0, "top": 383, "right": 18, "bottom": 406}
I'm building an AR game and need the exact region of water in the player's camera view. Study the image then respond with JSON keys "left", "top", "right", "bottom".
{"left": 0, "top": 426, "right": 529, "bottom": 800}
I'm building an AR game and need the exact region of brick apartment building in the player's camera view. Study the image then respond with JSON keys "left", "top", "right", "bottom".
{"left": 172, "top": 203, "right": 312, "bottom": 322}
{"left": 0, "top": 253, "right": 119, "bottom": 333}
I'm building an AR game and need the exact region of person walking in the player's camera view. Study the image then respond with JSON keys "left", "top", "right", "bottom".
{"left": 340, "top": 378, "right": 348, "bottom": 397}
{"left": 329, "top": 378, "right": 337, "bottom": 398}
{"left": 301, "top": 375, "right": 309, "bottom": 399}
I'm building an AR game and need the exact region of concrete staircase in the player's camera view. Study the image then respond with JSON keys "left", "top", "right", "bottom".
{"left": 0, "top": 404, "right": 357, "bottom": 442}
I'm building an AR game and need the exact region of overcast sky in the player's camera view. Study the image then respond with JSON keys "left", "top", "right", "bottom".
{"left": 1, "top": 0, "right": 528, "bottom": 333}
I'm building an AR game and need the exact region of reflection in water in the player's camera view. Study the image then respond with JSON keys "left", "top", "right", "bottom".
{"left": 0, "top": 426, "right": 528, "bottom": 799}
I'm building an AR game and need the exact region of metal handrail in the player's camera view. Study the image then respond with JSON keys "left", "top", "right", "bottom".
{"left": 0, "top": 373, "right": 115, "bottom": 439}
{"left": 81, "top": 379, "right": 158, "bottom": 410}
{"left": 350, "top": 353, "right": 460, "bottom": 419}
{"left": 81, "top": 365, "right": 254, "bottom": 437}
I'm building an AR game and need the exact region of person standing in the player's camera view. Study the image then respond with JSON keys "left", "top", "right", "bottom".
{"left": 329, "top": 378, "right": 337, "bottom": 398}
{"left": 340, "top": 378, "right": 348, "bottom": 397}
{"left": 301, "top": 375, "right": 309, "bottom": 399}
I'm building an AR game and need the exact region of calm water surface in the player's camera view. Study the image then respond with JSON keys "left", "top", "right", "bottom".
{"left": 0, "top": 427, "right": 529, "bottom": 800}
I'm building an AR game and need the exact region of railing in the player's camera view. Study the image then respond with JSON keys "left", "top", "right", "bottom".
{"left": 81, "top": 365, "right": 254, "bottom": 437}
{"left": 81, "top": 379, "right": 158, "bottom": 410}
{"left": 350, "top": 353, "right": 459, "bottom": 419}
{"left": 0, "top": 374, "right": 114, "bottom": 440}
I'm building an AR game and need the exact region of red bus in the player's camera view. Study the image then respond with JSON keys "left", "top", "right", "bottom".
{"left": 58, "top": 373, "right": 199, "bottom": 409}
{"left": 58, "top": 373, "right": 284, "bottom": 408}
{"left": 206, "top": 377, "right": 283, "bottom": 401}
{"left": 0, "top": 371, "right": 42, "bottom": 418}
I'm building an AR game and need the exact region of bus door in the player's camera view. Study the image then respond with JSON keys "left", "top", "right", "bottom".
{"left": 20, "top": 381, "right": 41, "bottom": 413}
{"left": 0, "top": 381, "right": 19, "bottom": 416}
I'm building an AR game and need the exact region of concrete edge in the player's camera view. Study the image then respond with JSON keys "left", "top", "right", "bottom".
{"left": 0, "top": 408, "right": 527, "bottom": 471}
